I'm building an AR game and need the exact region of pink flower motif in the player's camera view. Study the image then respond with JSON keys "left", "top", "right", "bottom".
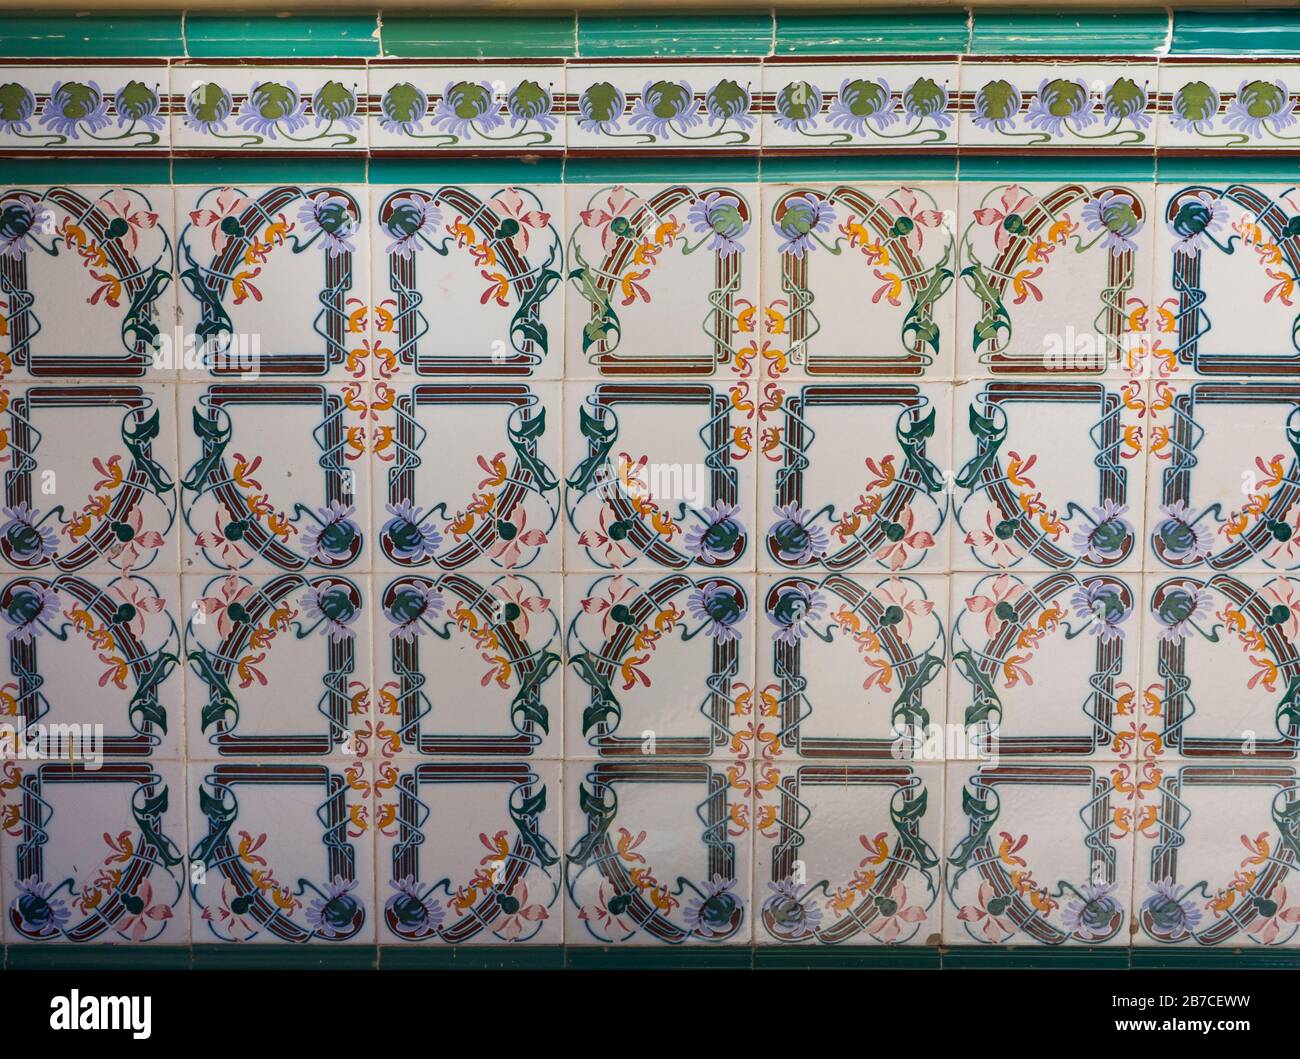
{"left": 202, "top": 879, "right": 257, "bottom": 941}
{"left": 873, "top": 506, "right": 936, "bottom": 571}
{"left": 194, "top": 506, "right": 253, "bottom": 569}
{"left": 196, "top": 575, "right": 259, "bottom": 641}
{"left": 877, "top": 577, "right": 935, "bottom": 642}
{"left": 1262, "top": 580, "right": 1300, "bottom": 641}
{"left": 964, "top": 505, "right": 1020, "bottom": 567}
{"left": 1247, "top": 884, "right": 1300, "bottom": 945}
{"left": 102, "top": 505, "right": 166, "bottom": 571}
{"left": 492, "top": 575, "right": 550, "bottom": 638}
{"left": 100, "top": 190, "right": 159, "bottom": 255}
{"left": 188, "top": 187, "right": 251, "bottom": 254}
{"left": 973, "top": 185, "right": 1041, "bottom": 253}
{"left": 577, "top": 501, "right": 636, "bottom": 568}
{"left": 965, "top": 573, "right": 1027, "bottom": 638}
{"left": 957, "top": 880, "right": 1015, "bottom": 943}
{"left": 495, "top": 880, "right": 549, "bottom": 941}
{"left": 491, "top": 188, "right": 551, "bottom": 255}
{"left": 581, "top": 575, "right": 640, "bottom": 641}
{"left": 489, "top": 506, "right": 548, "bottom": 568}
{"left": 868, "top": 882, "right": 927, "bottom": 943}
{"left": 117, "top": 879, "right": 173, "bottom": 941}
{"left": 579, "top": 877, "right": 635, "bottom": 938}
{"left": 580, "top": 186, "right": 643, "bottom": 254}
{"left": 885, "top": 188, "right": 944, "bottom": 254}
{"left": 107, "top": 577, "right": 165, "bottom": 639}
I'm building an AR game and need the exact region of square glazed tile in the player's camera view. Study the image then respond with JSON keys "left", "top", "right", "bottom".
{"left": 760, "top": 60, "right": 958, "bottom": 150}
{"left": 0, "top": 185, "right": 175, "bottom": 379}
{"left": 373, "top": 382, "right": 561, "bottom": 573}
{"left": 187, "top": 759, "right": 375, "bottom": 944}
{"left": 942, "top": 761, "right": 1137, "bottom": 946}
{"left": 0, "top": 383, "right": 179, "bottom": 574}
{"left": 563, "top": 758, "right": 753, "bottom": 944}
{"left": 950, "top": 570, "right": 1142, "bottom": 759}
{"left": 564, "top": 572, "right": 755, "bottom": 759}
{"left": 761, "top": 181, "right": 957, "bottom": 380}
{"left": 1154, "top": 181, "right": 1300, "bottom": 377}
{"left": 179, "top": 382, "right": 370, "bottom": 573}
{"left": 564, "top": 181, "right": 759, "bottom": 378}
{"left": 567, "top": 64, "right": 759, "bottom": 150}
{"left": 4, "top": 760, "right": 189, "bottom": 944}
{"left": 563, "top": 380, "right": 756, "bottom": 573}
{"left": 951, "top": 378, "right": 1147, "bottom": 573}
{"left": 0, "top": 66, "right": 170, "bottom": 151}
{"left": 754, "top": 763, "right": 944, "bottom": 945}
{"left": 959, "top": 61, "right": 1157, "bottom": 150}
{"left": 1, "top": 572, "right": 183, "bottom": 758}
{"left": 183, "top": 573, "right": 372, "bottom": 758}
{"left": 1135, "top": 763, "right": 1300, "bottom": 947}
{"left": 174, "top": 182, "right": 369, "bottom": 379}
{"left": 369, "top": 183, "right": 565, "bottom": 380}
{"left": 376, "top": 758, "right": 562, "bottom": 944}
{"left": 368, "top": 63, "right": 564, "bottom": 151}
{"left": 172, "top": 65, "right": 367, "bottom": 151}
{"left": 758, "top": 383, "right": 951, "bottom": 575}
{"left": 757, "top": 573, "right": 948, "bottom": 760}
{"left": 1146, "top": 381, "right": 1300, "bottom": 572}
{"left": 375, "top": 572, "right": 561, "bottom": 758}
{"left": 955, "top": 179, "right": 1155, "bottom": 379}
{"left": 1158, "top": 61, "right": 1300, "bottom": 151}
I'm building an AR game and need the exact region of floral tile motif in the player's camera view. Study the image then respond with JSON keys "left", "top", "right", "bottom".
{"left": 376, "top": 573, "right": 561, "bottom": 758}
{"left": 0, "top": 67, "right": 170, "bottom": 151}
{"left": 952, "top": 380, "right": 1147, "bottom": 572}
{"left": 565, "top": 572, "right": 754, "bottom": 759}
{"left": 758, "top": 574, "right": 947, "bottom": 761}
{"left": 759, "top": 384, "right": 951, "bottom": 574}
{"left": 761, "top": 182, "right": 956, "bottom": 379}
{"left": 183, "top": 573, "right": 371, "bottom": 758}
{"left": 1136, "top": 765, "right": 1300, "bottom": 946}
{"left": 1146, "top": 382, "right": 1300, "bottom": 571}
{"left": 1155, "top": 183, "right": 1300, "bottom": 377}
{"left": 567, "top": 64, "right": 759, "bottom": 150}
{"left": 563, "top": 381, "right": 755, "bottom": 572}
{"left": 3, "top": 761, "right": 188, "bottom": 944}
{"left": 373, "top": 383, "right": 560, "bottom": 573}
{"left": 377, "top": 759, "right": 562, "bottom": 944}
{"left": 755, "top": 764, "right": 943, "bottom": 945}
{"left": 0, "top": 185, "right": 174, "bottom": 378}
{"left": 943, "top": 762, "right": 1136, "bottom": 945}
{"left": 175, "top": 183, "right": 368, "bottom": 379}
{"left": 956, "top": 180, "right": 1155, "bottom": 378}
{"left": 370, "top": 184, "right": 564, "bottom": 379}
{"left": 188, "top": 760, "right": 375, "bottom": 944}
{"left": 1, "top": 572, "right": 182, "bottom": 758}
{"left": 951, "top": 571, "right": 1140, "bottom": 758}
{"left": 369, "top": 64, "right": 564, "bottom": 151}
{"left": 172, "top": 65, "right": 367, "bottom": 151}
{"left": 1158, "top": 62, "right": 1300, "bottom": 151}
{"left": 0, "top": 384, "right": 178, "bottom": 573}
{"left": 761, "top": 61, "right": 957, "bottom": 149}
{"left": 959, "top": 61, "right": 1157, "bottom": 150}
{"left": 563, "top": 759, "right": 752, "bottom": 944}
{"left": 179, "top": 382, "right": 369, "bottom": 573}
{"left": 565, "top": 182, "right": 758, "bottom": 378}
{"left": 1144, "top": 573, "right": 1300, "bottom": 761}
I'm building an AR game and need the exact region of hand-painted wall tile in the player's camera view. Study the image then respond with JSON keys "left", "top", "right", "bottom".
{"left": 0, "top": 66, "right": 170, "bottom": 151}
{"left": 1159, "top": 61, "right": 1300, "bottom": 151}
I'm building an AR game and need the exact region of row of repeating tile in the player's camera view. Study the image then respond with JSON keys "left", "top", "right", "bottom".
{"left": 5, "top": 758, "right": 1297, "bottom": 947}
{"left": 8, "top": 178, "right": 1300, "bottom": 380}
{"left": 7, "top": 59, "right": 1300, "bottom": 152}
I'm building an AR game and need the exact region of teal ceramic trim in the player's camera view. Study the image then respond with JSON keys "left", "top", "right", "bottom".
{"left": 565, "top": 157, "right": 761, "bottom": 184}
{"left": 381, "top": 16, "right": 576, "bottom": 58}
{"left": 958, "top": 156, "right": 1157, "bottom": 182}
{"left": 969, "top": 11, "right": 1170, "bottom": 56}
{"left": 7, "top": 945, "right": 190, "bottom": 970}
{"left": 757, "top": 946, "right": 942, "bottom": 969}
{"left": 191, "top": 945, "right": 377, "bottom": 970}
{"left": 0, "top": 15, "right": 183, "bottom": 58}
{"left": 1157, "top": 157, "right": 1300, "bottom": 184}
{"left": 380, "top": 946, "right": 566, "bottom": 970}
{"left": 577, "top": 15, "right": 773, "bottom": 58}
{"left": 1171, "top": 11, "right": 1300, "bottom": 56}
{"left": 942, "top": 946, "right": 1132, "bottom": 969}
{"left": 1132, "top": 948, "right": 1300, "bottom": 970}
{"left": 775, "top": 13, "right": 970, "bottom": 56}
{"left": 0, "top": 159, "right": 171, "bottom": 187}
{"left": 763, "top": 157, "right": 959, "bottom": 183}
{"left": 371, "top": 157, "right": 564, "bottom": 186}
{"left": 183, "top": 15, "right": 381, "bottom": 59}
{"left": 565, "top": 946, "right": 754, "bottom": 969}
{"left": 172, "top": 158, "right": 368, "bottom": 186}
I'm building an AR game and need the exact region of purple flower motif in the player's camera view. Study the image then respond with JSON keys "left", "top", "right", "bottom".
{"left": 972, "top": 79, "right": 1021, "bottom": 133}
{"left": 1143, "top": 880, "right": 1203, "bottom": 938}
{"left": 305, "top": 876, "right": 360, "bottom": 938}
{"left": 378, "top": 82, "right": 428, "bottom": 135}
{"left": 687, "top": 583, "right": 746, "bottom": 643}
{"left": 383, "top": 500, "right": 443, "bottom": 562}
{"left": 1169, "top": 190, "right": 1229, "bottom": 257}
{"left": 1154, "top": 500, "right": 1213, "bottom": 562}
{"left": 114, "top": 80, "right": 164, "bottom": 132}
{"left": 300, "top": 500, "right": 360, "bottom": 559}
{"left": 685, "top": 501, "right": 745, "bottom": 559}
{"left": 1070, "top": 500, "right": 1131, "bottom": 564}
{"left": 432, "top": 80, "right": 501, "bottom": 138}
{"left": 1024, "top": 77, "right": 1094, "bottom": 137}
{"left": 296, "top": 192, "right": 357, "bottom": 257}
{"left": 826, "top": 78, "right": 895, "bottom": 137}
{"left": 768, "top": 504, "right": 830, "bottom": 565}
{"left": 382, "top": 194, "right": 442, "bottom": 258}
{"left": 300, "top": 583, "right": 360, "bottom": 643}
{"left": 577, "top": 82, "right": 626, "bottom": 134}
{"left": 1069, "top": 582, "right": 1130, "bottom": 643}
{"left": 1170, "top": 81, "right": 1220, "bottom": 135}
{"left": 1082, "top": 189, "right": 1144, "bottom": 255}
{"left": 768, "top": 582, "right": 827, "bottom": 645}
{"left": 0, "top": 503, "right": 59, "bottom": 564}
{"left": 764, "top": 879, "right": 823, "bottom": 939}
{"left": 386, "top": 876, "right": 446, "bottom": 933}
{"left": 40, "top": 81, "right": 110, "bottom": 138}
{"left": 1063, "top": 882, "right": 1120, "bottom": 940}
{"left": 185, "top": 82, "right": 232, "bottom": 135}
{"left": 1103, "top": 78, "right": 1150, "bottom": 130}
{"left": 312, "top": 80, "right": 360, "bottom": 131}
{"left": 628, "top": 80, "right": 698, "bottom": 138}
{"left": 684, "top": 874, "right": 739, "bottom": 937}
{"left": 705, "top": 80, "right": 753, "bottom": 130}
{"left": 774, "top": 194, "right": 835, "bottom": 258}
{"left": 13, "top": 878, "right": 70, "bottom": 936}
{"left": 773, "top": 81, "right": 823, "bottom": 133}
{"left": 236, "top": 81, "right": 309, "bottom": 139}
{"left": 0, "top": 83, "right": 36, "bottom": 134}
{"left": 687, "top": 193, "right": 748, "bottom": 256}
{"left": 1224, "top": 79, "right": 1297, "bottom": 140}
{"left": 386, "top": 580, "right": 445, "bottom": 642}
{"left": 903, "top": 77, "right": 950, "bottom": 127}
{"left": 0, "top": 195, "right": 54, "bottom": 260}
{"left": 1155, "top": 585, "right": 1212, "bottom": 643}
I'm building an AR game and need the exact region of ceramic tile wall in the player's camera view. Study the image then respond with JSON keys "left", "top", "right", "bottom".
{"left": 4, "top": 10, "right": 1300, "bottom": 963}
